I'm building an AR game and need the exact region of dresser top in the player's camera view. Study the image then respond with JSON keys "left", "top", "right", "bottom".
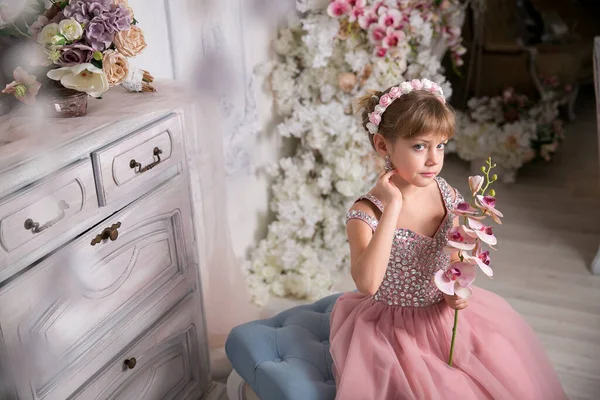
{"left": 0, "top": 80, "right": 187, "bottom": 197}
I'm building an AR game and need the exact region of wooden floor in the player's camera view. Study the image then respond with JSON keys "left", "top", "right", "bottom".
{"left": 214, "top": 86, "right": 600, "bottom": 400}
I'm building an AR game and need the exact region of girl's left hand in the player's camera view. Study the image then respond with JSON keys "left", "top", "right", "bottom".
{"left": 443, "top": 293, "right": 469, "bottom": 310}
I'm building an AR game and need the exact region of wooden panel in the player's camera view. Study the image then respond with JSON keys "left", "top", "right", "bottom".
{"left": 0, "top": 175, "right": 206, "bottom": 400}
{"left": 92, "top": 114, "right": 183, "bottom": 206}
{"left": 69, "top": 293, "right": 207, "bottom": 400}
{"left": 0, "top": 159, "right": 98, "bottom": 281}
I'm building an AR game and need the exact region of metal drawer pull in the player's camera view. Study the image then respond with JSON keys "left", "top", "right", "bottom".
{"left": 124, "top": 357, "right": 137, "bottom": 369}
{"left": 90, "top": 222, "right": 121, "bottom": 246}
{"left": 24, "top": 200, "right": 70, "bottom": 234}
{"left": 129, "top": 147, "right": 163, "bottom": 173}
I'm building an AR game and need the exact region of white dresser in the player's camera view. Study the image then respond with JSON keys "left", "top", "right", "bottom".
{"left": 0, "top": 82, "right": 220, "bottom": 399}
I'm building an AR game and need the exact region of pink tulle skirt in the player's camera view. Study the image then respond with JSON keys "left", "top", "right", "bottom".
{"left": 329, "top": 286, "right": 567, "bottom": 400}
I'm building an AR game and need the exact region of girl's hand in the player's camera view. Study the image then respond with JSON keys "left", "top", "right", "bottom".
{"left": 443, "top": 293, "right": 469, "bottom": 310}
{"left": 369, "top": 169, "right": 403, "bottom": 211}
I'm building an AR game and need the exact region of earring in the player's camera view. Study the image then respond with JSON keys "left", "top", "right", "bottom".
{"left": 384, "top": 155, "right": 394, "bottom": 172}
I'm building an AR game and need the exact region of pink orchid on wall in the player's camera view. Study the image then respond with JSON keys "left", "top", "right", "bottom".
{"left": 435, "top": 157, "right": 503, "bottom": 366}
{"left": 326, "top": 0, "right": 467, "bottom": 69}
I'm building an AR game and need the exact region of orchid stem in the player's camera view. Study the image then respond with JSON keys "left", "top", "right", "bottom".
{"left": 448, "top": 309, "right": 458, "bottom": 366}
{"left": 479, "top": 158, "right": 497, "bottom": 196}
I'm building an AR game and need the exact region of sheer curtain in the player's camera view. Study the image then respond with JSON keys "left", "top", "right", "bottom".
{"left": 182, "top": 96, "right": 260, "bottom": 349}
{"left": 172, "top": 0, "right": 267, "bottom": 349}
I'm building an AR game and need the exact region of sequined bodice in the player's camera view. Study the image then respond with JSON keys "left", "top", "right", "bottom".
{"left": 346, "top": 177, "right": 462, "bottom": 308}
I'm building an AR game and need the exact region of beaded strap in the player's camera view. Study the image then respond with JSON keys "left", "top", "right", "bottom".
{"left": 356, "top": 194, "right": 384, "bottom": 212}
{"left": 453, "top": 187, "right": 464, "bottom": 207}
{"left": 346, "top": 210, "right": 379, "bottom": 231}
{"left": 434, "top": 177, "right": 454, "bottom": 211}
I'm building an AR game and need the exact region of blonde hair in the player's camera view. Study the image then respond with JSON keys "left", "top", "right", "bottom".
{"left": 355, "top": 87, "right": 456, "bottom": 149}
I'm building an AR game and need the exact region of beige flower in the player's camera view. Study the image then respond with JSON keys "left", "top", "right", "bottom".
{"left": 102, "top": 50, "right": 129, "bottom": 86}
{"left": 338, "top": 72, "right": 357, "bottom": 93}
{"left": 114, "top": 26, "right": 147, "bottom": 58}
{"left": 114, "top": 0, "right": 134, "bottom": 18}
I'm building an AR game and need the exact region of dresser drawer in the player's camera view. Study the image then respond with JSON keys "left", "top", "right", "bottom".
{"left": 69, "top": 293, "right": 209, "bottom": 400}
{"left": 0, "top": 159, "right": 98, "bottom": 281}
{"left": 0, "top": 176, "right": 199, "bottom": 400}
{"left": 92, "top": 113, "right": 184, "bottom": 206}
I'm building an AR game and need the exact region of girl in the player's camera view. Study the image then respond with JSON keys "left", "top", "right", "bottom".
{"left": 329, "top": 79, "right": 567, "bottom": 400}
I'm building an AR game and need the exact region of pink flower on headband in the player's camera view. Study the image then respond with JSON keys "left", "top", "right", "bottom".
{"left": 389, "top": 86, "right": 401, "bottom": 97}
{"left": 379, "top": 93, "right": 393, "bottom": 107}
{"left": 369, "top": 113, "right": 381, "bottom": 125}
{"left": 365, "top": 78, "right": 446, "bottom": 135}
{"left": 411, "top": 79, "right": 423, "bottom": 90}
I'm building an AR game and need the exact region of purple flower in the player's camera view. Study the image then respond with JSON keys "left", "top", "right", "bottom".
{"left": 56, "top": 44, "right": 95, "bottom": 66}
{"left": 63, "top": 0, "right": 131, "bottom": 51}
{"left": 63, "top": 0, "right": 112, "bottom": 24}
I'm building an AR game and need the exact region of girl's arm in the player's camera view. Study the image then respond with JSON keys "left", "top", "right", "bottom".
{"left": 347, "top": 201, "right": 402, "bottom": 296}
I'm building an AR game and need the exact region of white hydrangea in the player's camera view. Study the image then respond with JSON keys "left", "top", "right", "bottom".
{"left": 301, "top": 14, "right": 339, "bottom": 69}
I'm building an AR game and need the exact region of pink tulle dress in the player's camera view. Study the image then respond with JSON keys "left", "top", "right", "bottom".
{"left": 330, "top": 177, "right": 567, "bottom": 400}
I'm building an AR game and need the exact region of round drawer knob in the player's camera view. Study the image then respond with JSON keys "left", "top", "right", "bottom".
{"left": 124, "top": 357, "right": 137, "bottom": 369}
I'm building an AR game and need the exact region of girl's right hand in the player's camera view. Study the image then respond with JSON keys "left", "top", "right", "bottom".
{"left": 369, "top": 169, "right": 403, "bottom": 211}
{"left": 443, "top": 293, "right": 469, "bottom": 310}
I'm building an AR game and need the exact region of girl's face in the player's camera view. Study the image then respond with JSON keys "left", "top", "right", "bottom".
{"left": 387, "top": 131, "right": 448, "bottom": 187}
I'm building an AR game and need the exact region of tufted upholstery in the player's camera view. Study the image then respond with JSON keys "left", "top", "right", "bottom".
{"left": 225, "top": 293, "right": 342, "bottom": 400}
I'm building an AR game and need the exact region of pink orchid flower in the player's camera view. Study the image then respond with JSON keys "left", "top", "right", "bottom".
{"left": 369, "top": 24, "right": 387, "bottom": 43}
{"left": 451, "top": 201, "right": 479, "bottom": 217}
{"left": 358, "top": 10, "right": 378, "bottom": 29}
{"left": 2, "top": 67, "right": 42, "bottom": 105}
{"left": 349, "top": 6, "right": 365, "bottom": 22}
{"left": 475, "top": 195, "right": 504, "bottom": 224}
{"left": 378, "top": 9, "right": 403, "bottom": 29}
{"left": 463, "top": 241, "right": 493, "bottom": 277}
{"left": 468, "top": 218, "right": 497, "bottom": 246}
{"left": 468, "top": 175, "right": 484, "bottom": 195}
{"left": 434, "top": 262, "right": 476, "bottom": 299}
{"left": 375, "top": 46, "right": 387, "bottom": 57}
{"left": 382, "top": 28, "right": 405, "bottom": 48}
{"left": 446, "top": 225, "right": 477, "bottom": 251}
{"left": 327, "top": 0, "right": 351, "bottom": 18}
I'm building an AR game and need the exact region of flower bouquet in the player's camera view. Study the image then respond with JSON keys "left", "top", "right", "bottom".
{"left": 0, "top": 0, "right": 154, "bottom": 115}
{"left": 434, "top": 157, "right": 503, "bottom": 366}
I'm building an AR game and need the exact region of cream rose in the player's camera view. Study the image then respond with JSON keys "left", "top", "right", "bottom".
{"left": 102, "top": 50, "right": 129, "bottom": 86}
{"left": 37, "top": 23, "right": 59, "bottom": 46}
{"left": 114, "top": 26, "right": 147, "bottom": 57}
{"left": 59, "top": 18, "right": 83, "bottom": 42}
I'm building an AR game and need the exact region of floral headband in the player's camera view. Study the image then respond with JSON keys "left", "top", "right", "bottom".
{"left": 366, "top": 78, "right": 445, "bottom": 135}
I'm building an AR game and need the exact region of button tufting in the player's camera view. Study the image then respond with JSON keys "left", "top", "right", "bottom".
{"left": 273, "top": 357, "right": 282, "bottom": 362}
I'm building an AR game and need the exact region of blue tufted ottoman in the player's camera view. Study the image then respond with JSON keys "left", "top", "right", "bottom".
{"left": 225, "top": 293, "right": 342, "bottom": 400}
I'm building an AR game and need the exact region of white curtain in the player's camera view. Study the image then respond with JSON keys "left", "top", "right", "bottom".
{"left": 182, "top": 95, "right": 261, "bottom": 348}
{"left": 176, "top": 0, "right": 270, "bottom": 348}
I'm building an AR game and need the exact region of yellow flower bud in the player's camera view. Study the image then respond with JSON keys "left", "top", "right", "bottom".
{"left": 488, "top": 189, "right": 496, "bottom": 197}
{"left": 492, "top": 174, "right": 498, "bottom": 181}
{"left": 480, "top": 166, "right": 486, "bottom": 173}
